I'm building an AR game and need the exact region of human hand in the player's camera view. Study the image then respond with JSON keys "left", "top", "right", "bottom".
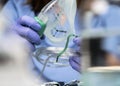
{"left": 69, "top": 37, "right": 81, "bottom": 72}
{"left": 69, "top": 56, "right": 81, "bottom": 72}
{"left": 73, "top": 37, "right": 81, "bottom": 46}
{"left": 12, "top": 15, "right": 42, "bottom": 51}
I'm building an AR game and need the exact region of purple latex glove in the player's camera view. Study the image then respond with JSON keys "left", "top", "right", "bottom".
{"left": 73, "top": 37, "right": 81, "bottom": 47}
{"left": 69, "top": 56, "right": 81, "bottom": 72}
{"left": 69, "top": 37, "right": 81, "bottom": 72}
{"left": 12, "top": 16, "right": 42, "bottom": 51}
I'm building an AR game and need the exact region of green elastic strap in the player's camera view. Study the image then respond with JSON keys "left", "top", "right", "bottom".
{"left": 34, "top": 17, "right": 46, "bottom": 37}
{"left": 56, "top": 34, "right": 76, "bottom": 62}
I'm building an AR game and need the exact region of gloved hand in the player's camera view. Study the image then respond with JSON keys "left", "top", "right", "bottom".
{"left": 69, "top": 37, "right": 81, "bottom": 72}
{"left": 12, "top": 15, "right": 42, "bottom": 51}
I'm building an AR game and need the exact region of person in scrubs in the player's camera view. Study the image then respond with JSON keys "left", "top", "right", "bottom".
{"left": 70, "top": 0, "right": 120, "bottom": 72}
{"left": 1, "top": 0, "right": 120, "bottom": 82}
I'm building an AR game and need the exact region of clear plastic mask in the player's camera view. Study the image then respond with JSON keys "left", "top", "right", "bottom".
{"left": 33, "top": 0, "right": 80, "bottom": 82}
{"left": 37, "top": 0, "right": 77, "bottom": 47}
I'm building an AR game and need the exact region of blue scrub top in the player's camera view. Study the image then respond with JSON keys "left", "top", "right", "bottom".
{"left": 1, "top": 0, "right": 120, "bottom": 82}
{"left": 75, "top": 5, "right": 120, "bottom": 59}
{"left": 99, "top": 5, "right": 120, "bottom": 59}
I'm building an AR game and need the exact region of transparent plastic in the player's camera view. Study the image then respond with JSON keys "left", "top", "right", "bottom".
{"left": 37, "top": 0, "right": 77, "bottom": 47}
{"left": 33, "top": 47, "right": 76, "bottom": 68}
{"left": 33, "top": 0, "right": 79, "bottom": 82}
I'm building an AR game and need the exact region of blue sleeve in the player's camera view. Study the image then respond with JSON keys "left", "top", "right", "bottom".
{"left": 102, "top": 36, "right": 120, "bottom": 58}
{"left": 104, "top": 5, "right": 120, "bottom": 29}
{"left": 0, "top": 0, "right": 18, "bottom": 25}
{"left": 101, "top": 5, "right": 120, "bottom": 59}
{"left": 0, "top": 0, "right": 34, "bottom": 27}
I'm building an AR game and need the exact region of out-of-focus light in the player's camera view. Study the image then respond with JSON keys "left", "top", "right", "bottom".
{"left": 0, "top": 33, "right": 42, "bottom": 86}
{"left": 91, "top": 0, "right": 109, "bottom": 15}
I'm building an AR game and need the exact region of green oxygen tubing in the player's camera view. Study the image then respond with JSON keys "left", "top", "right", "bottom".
{"left": 34, "top": 17, "right": 46, "bottom": 37}
{"left": 56, "top": 34, "right": 79, "bottom": 62}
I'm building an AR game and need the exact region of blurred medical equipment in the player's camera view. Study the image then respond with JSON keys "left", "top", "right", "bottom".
{"left": 80, "top": 0, "right": 120, "bottom": 86}
{"left": 81, "top": 0, "right": 120, "bottom": 71}
{"left": 84, "top": 67, "right": 120, "bottom": 86}
{"left": 41, "top": 80, "right": 82, "bottom": 86}
{"left": 81, "top": 0, "right": 109, "bottom": 72}
{"left": 41, "top": 82, "right": 61, "bottom": 86}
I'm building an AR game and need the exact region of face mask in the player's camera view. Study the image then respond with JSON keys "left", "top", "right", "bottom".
{"left": 35, "top": 0, "right": 77, "bottom": 47}
{"left": 32, "top": 46, "right": 80, "bottom": 82}
{"left": 34, "top": 0, "right": 80, "bottom": 82}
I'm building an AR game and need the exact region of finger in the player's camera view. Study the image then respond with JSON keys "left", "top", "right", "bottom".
{"left": 74, "top": 56, "right": 81, "bottom": 64}
{"left": 69, "top": 56, "right": 80, "bottom": 65}
{"left": 69, "top": 57, "right": 81, "bottom": 72}
{"left": 18, "top": 16, "right": 41, "bottom": 32}
{"left": 73, "top": 38, "right": 81, "bottom": 46}
{"left": 15, "top": 25, "right": 41, "bottom": 45}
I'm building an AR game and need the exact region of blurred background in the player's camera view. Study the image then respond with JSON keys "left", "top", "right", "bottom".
{"left": 0, "top": 0, "right": 120, "bottom": 86}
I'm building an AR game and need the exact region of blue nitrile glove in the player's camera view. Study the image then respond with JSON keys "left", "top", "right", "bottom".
{"left": 69, "top": 38, "right": 81, "bottom": 72}
{"left": 73, "top": 37, "right": 81, "bottom": 48}
{"left": 12, "top": 15, "right": 42, "bottom": 51}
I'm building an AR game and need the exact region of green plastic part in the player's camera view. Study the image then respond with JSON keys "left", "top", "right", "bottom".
{"left": 56, "top": 34, "right": 76, "bottom": 62}
{"left": 35, "top": 17, "right": 46, "bottom": 37}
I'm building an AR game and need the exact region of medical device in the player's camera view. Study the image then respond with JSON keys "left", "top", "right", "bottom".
{"left": 33, "top": 0, "right": 81, "bottom": 82}
{"left": 40, "top": 80, "right": 81, "bottom": 86}
{"left": 32, "top": 47, "right": 78, "bottom": 73}
{"left": 35, "top": 0, "right": 77, "bottom": 47}
{"left": 34, "top": 0, "right": 78, "bottom": 67}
